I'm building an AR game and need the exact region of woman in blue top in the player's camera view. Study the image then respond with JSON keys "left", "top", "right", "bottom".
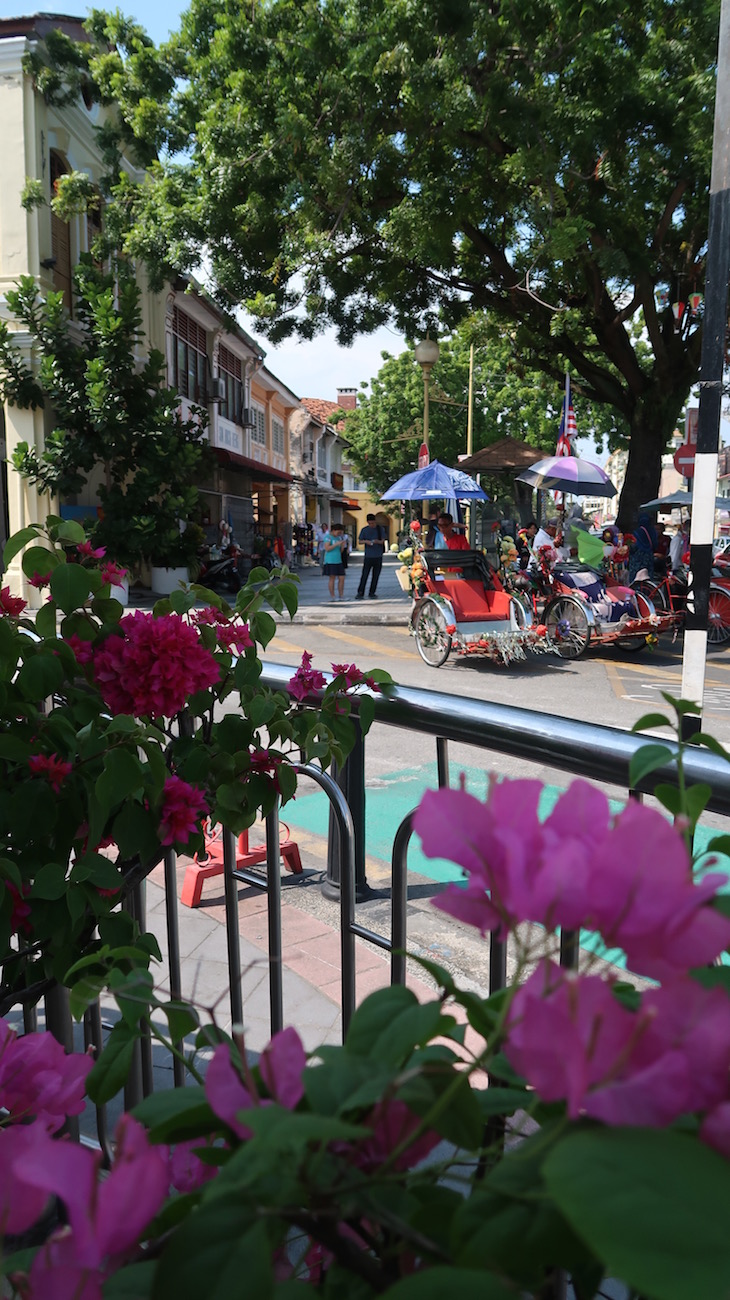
{"left": 322, "top": 523, "right": 347, "bottom": 601}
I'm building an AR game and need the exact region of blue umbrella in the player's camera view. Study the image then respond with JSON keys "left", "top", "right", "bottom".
{"left": 380, "top": 459, "right": 487, "bottom": 501}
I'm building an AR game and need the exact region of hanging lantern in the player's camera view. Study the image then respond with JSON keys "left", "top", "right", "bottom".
{"left": 655, "top": 288, "right": 670, "bottom": 311}
{"left": 688, "top": 292, "right": 704, "bottom": 313}
{"left": 672, "top": 301, "right": 686, "bottom": 326}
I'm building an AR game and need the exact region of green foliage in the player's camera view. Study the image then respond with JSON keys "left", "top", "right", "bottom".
{"left": 342, "top": 319, "right": 625, "bottom": 497}
{"left": 38, "top": 0, "right": 717, "bottom": 521}
{"left": 0, "top": 261, "right": 210, "bottom": 570}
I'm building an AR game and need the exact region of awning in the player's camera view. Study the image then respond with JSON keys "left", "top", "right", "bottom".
{"left": 214, "top": 447, "right": 293, "bottom": 483}
{"left": 330, "top": 498, "right": 360, "bottom": 510}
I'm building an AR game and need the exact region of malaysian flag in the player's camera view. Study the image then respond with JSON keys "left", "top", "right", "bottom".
{"left": 554, "top": 375, "right": 576, "bottom": 507}
{"left": 556, "top": 374, "right": 576, "bottom": 457}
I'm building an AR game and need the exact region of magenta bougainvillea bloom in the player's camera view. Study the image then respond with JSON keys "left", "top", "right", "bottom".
{"left": 64, "top": 633, "right": 95, "bottom": 666}
{"left": 100, "top": 561, "right": 128, "bottom": 586}
{"left": 216, "top": 621, "right": 253, "bottom": 652}
{"left": 159, "top": 775, "right": 208, "bottom": 847}
{"left": 330, "top": 662, "right": 380, "bottom": 692}
{"left": 206, "top": 1028, "right": 307, "bottom": 1138}
{"left": 504, "top": 962, "right": 730, "bottom": 1128}
{"left": 288, "top": 651, "right": 327, "bottom": 702}
{"left": 414, "top": 778, "right": 730, "bottom": 973}
{"left": 19, "top": 1114, "right": 169, "bottom": 1298}
{"left": 0, "top": 1121, "right": 58, "bottom": 1237}
{"left": 0, "top": 1020, "right": 92, "bottom": 1132}
{"left": 700, "top": 1101, "right": 730, "bottom": 1159}
{"left": 93, "top": 612, "right": 220, "bottom": 718}
{"left": 76, "top": 540, "right": 106, "bottom": 560}
{"left": 0, "top": 586, "right": 26, "bottom": 617}
{"left": 28, "top": 752, "right": 73, "bottom": 793}
{"left": 28, "top": 570, "right": 52, "bottom": 589}
{"left": 6, "top": 880, "right": 31, "bottom": 936}
{"left": 168, "top": 1139, "right": 219, "bottom": 1193}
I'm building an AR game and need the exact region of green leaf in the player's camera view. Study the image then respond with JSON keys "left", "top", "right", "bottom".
{"left": 3, "top": 525, "right": 41, "bottom": 567}
{"left": 686, "top": 732, "right": 730, "bottom": 761}
{"left": 34, "top": 600, "right": 58, "bottom": 639}
{"left": 86, "top": 1021, "right": 137, "bottom": 1103}
{"left": 381, "top": 1266, "right": 517, "bottom": 1299}
{"left": 21, "top": 544, "right": 61, "bottom": 579}
{"left": 251, "top": 610, "right": 276, "bottom": 648}
{"left": 152, "top": 1212, "right": 273, "bottom": 1300}
{"left": 17, "top": 651, "right": 65, "bottom": 700}
{"left": 701, "top": 834, "right": 730, "bottom": 857}
{"left": 631, "top": 711, "right": 674, "bottom": 733}
{"left": 111, "top": 804, "right": 161, "bottom": 862}
{"left": 30, "top": 862, "right": 68, "bottom": 899}
{"left": 69, "top": 972, "right": 108, "bottom": 1021}
{"left": 103, "top": 1261, "right": 156, "bottom": 1298}
{"left": 133, "top": 1086, "right": 214, "bottom": 1142}
{"left": 544, "top": 1127, "right": 730, "bottom": 1300}
{"left": 96, "top": 749, "right": 145, "bottom": 818}
{"left": 56, "top": 519, "right": 87, "bottom": 544}
{"left": 169, "top": 589, "right": 197, "bottom": 615}
{"left": 50, "top": 562, "right": 95, "bottom": 613}
{"left": 628, "top": 743, "right": 674, "bottom": 789}
{"left": 684, "top": 782, "right": 712, "bottom": 828}
{"left": 654, "top": 783, "right": 683, "bottom": 815}
{"left": 345, "top": 985, "right": 422, "bottom": 1057}
{"left": 163, "top": 1000, "right": 200, "bottom": 1042}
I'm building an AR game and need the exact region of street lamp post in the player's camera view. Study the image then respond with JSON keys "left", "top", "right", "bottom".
{"left": 414, "top": 337, "right": 440, "bottom": 457}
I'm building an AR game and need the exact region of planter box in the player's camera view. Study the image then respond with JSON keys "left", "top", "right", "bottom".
{"left": 150, "top": 565, "right": 189, "bottom": 596}
{"left": 109, "top": 578, "right": 129, "bottom": 606}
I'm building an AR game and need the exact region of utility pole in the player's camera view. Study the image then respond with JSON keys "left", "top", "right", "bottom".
{"left": 681, "top": 0, "right": 730, "bottom": 732}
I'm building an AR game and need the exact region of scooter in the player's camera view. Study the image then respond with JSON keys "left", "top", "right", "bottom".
{"left": 197, "top": 540, "right": 243, "bottom": 592}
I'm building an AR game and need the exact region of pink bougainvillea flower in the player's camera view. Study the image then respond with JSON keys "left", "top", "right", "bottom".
{"left": 159, "top": 775, "right": 208, "bottom": 847}
{"left": 0, "top": 586, "right": 26, "bottom": 617}
{"left": 416, "top": 778, "right": 730, "bottom": 973}
{"left": 168, "top": 1138, "right": 219, "bottom": 1193}
{"left": 205, "top": 1044, "right": 255, "bottom": 1139}
{"left": 28, "top": 570, "right": 52, "bottom": 589}
{"left": 0, "top": 1020, "right": 92, "bottom": 1132}
{"left": 28, "top": 752, "right": 73, "bottom": 793}
{"left": 0, "top": 1121, "right": 57, "bottom": 1237}
{"left": 216, "top": 621, "right": 253, "bottom": 652}
{"left": 76, "top": 541, "right": 106, "bottom": 560}
{"left": 6, "top": 880, "right": 31, "bottom": 936}
{"left": 504, "top": 962, "right": 730, "bottom": 1128}
{"left": 352, "top": 1099, "right": 440, "bottom": 1173}
{"left": 331, "top": 662, "right": 365, "bottom": 689}
{"left": 288, "top": 650, "right": 327, "bottom": 702}
{"left": 19, "top": 1114, "right": 169, "bottom": 1296}
{"left": 589, "top": 800, "right": 730, "bottom": 979}
{"left": 192, "top": 606, "right": 229, "bottom": 626}
{"left": 206, "top": 1028, "right": 306, "bottom": 1138}
{"left": 99, "top": 561, "right": 128, "bottom": 587}
{"left": 64, "top": 633, "right": 95, "bottom": 666}
{"left": 93, "top": 611, "right": 220, "bottom": 718}
{"left": 258, "top": 1026, "right": 306, "bottom": 1109}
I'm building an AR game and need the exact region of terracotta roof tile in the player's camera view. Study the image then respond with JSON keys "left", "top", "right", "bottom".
{"left": 301, "top": 398, "right": 347, "bottom": 431}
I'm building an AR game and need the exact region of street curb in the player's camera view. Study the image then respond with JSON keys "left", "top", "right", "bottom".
{"left": 274, "top": 608, "right": 411, "bottom": 627}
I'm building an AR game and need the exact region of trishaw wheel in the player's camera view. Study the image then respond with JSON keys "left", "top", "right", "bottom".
{"left": 509, "top": 595, "right": 531, "bottom": 630}
{"left": 708, "top": 586, "right": 730, "bottom": 645}
{"left": 414, "top": 601, "right": 453, "bottom": 667}
{"left": 634, "top": 580, "right": 668, "bottom": 613}
{"left": 545, "top": 596, "right": 590, "bottom": 659}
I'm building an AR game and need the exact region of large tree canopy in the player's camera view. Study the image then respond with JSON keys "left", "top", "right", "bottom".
{"left": 341, "top": 317, "right": 625, "bottom": 498}
{"left": 30, "top": 0, "right": 719, "bottom": 524}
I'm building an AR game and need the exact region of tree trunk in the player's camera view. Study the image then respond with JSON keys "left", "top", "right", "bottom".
{"left": 616, "top": 387, "right": 687, "bottom": 531}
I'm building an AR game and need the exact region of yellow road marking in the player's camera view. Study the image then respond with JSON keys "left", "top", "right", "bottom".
{"left": 316, "top": 625, "right": 419, "bottom": 661}
{"left": 265, "top": 637, "right": 312, "bottom": 657}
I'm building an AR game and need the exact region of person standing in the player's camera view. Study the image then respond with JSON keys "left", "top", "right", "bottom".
{"left": 322, "top": 522, "right": 347, "bottom": 601}
{"left": 356, "top": 513, "right": 386, "bottom": 599}
{"left": 628, "top": 513, "right": 657, "bottom": 583}
{"left": 314, "top": 522, "right": 326, "bottom": 568}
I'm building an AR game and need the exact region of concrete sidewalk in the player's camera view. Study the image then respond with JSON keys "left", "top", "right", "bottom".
{"left": 128, "top": 554, "right": 412, "bottom": 627}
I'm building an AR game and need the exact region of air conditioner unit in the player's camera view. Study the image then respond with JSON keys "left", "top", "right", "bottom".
{"left": 240, "top": 407, "right": 255, "bottom": 429}
{"left": 209, "top": 376, "right": 226, "bottom": 403}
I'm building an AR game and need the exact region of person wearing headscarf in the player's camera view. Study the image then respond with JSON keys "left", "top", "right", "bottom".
{"left": 628, "top": 513, "right": 657, "bottom": 583}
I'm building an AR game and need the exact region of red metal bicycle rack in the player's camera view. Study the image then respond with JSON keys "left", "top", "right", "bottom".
{"left": 180, "top": 823, "right": 302, "bottom": 908}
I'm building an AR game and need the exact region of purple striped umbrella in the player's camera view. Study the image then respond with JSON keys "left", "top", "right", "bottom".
{"left": 516, "top": 455, "right": 617, "bottom": 498}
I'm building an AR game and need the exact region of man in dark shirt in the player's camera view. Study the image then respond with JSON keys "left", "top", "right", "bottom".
{"left": 356, "top": 514, "right": 386, "bottom": 599}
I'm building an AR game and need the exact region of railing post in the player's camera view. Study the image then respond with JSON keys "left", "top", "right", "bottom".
{"left": 266, "top": 805, "right": 284, "bottom": 1035}
{"left": 324, "top": 717, "right": 369, "bottom": 901}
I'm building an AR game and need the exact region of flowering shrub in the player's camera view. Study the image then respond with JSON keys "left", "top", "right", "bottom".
{"left": 2, "top": 594, "right": 730, "bottom": 1300}
{"left": 0, "top": 516, "right": 389, "bottom": 1016}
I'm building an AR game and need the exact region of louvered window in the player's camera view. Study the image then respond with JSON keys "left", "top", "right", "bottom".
{"left": 219, "top": 344, "right": 243, "bottom": 423}
{"left": 172, "top": 308, "right": 208, "bottom": 402}
{"left": 272, "top": 417, "right": 285, "bottom": 455}
{"left": 251, "top": 403, "right": 266, "bottom": 446}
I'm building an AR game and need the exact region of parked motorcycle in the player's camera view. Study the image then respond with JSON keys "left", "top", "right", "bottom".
{"left": 197, "top": 540, "right": 244, "bottom": 592}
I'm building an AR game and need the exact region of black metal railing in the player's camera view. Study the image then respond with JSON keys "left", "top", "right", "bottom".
{"left": 34, "top": 663, "right": 730, "bottom": 1150}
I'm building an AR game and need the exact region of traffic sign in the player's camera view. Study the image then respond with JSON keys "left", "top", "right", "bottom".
{"left": 417, "top": 442, "right": 429, "bottom": 469}
{"left": 673, "top": 441, "right": 696, "bottom": 478}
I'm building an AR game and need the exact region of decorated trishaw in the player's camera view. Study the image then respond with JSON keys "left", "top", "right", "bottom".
{"left": 512, "top": 542, "right": 676, "bottom": 658}
{"left": 406, "top": 546, "right": 551, "bottom": 666}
